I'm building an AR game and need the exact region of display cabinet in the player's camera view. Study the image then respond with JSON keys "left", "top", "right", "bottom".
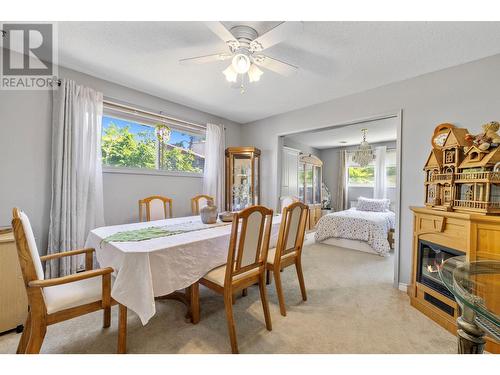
{"left": 298, "top": 154, "right": 323, "bottom": 228}
{"left": 225, "top": 147, "right": 261, "bottom": 211}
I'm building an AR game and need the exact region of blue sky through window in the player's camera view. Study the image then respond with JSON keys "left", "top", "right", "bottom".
{"left": 102, "top": 116, "right": 203, "bottom": 150}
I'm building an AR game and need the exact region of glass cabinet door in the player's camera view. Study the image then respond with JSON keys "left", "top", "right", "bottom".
{"left": 253, "top": 155, "right": 259, "bottom": 205}
{"left": 297, "top": 154, "right": 323, "bottom": 207}
{"left": 298, "top": 162, "right": 305, "bottom": 202}
{"left": 305, "top": 164, "right": 313, "bottom": 204}
{"left": 232, "top": 154, "right": 252, "bottom": 211}
{"left": 226, "top": 147, "right": 261, "bottom": 211}
{"left": 314, "top": 165, "right": 321, "bottom": 204}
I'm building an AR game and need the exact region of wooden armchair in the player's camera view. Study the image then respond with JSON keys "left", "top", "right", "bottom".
{"left": 11, "top": 208, "right": 126, "bottom": 354}
{"left": 191, "top": 194, "right": 214, "bottom": 215}
{"left": 194, "top": 205, "right": 274, "bottom": 353}
{"left": 138, "top": 195, "right": 173, "bottom": 221}
{"left": 266, "top": 202, "right": 309, "bottom": 316}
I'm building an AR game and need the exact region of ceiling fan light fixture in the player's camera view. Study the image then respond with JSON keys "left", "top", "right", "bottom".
{"left": 248, "top": 64, "right": 263, "bottom": 83}
{"left": 231, "top": 53, "right": 250, "bottom": 74}
{"left": 223, "top": 65, "right": 238, "bottom": 83}
{"left": 181, "top": 23, "right": 301, "bottom": 91}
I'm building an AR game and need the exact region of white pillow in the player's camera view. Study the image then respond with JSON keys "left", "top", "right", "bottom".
{"left": 357, "top": 197, "right": 390, "bottom": 212}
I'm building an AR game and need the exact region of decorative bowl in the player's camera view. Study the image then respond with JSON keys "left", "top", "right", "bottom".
{"left": 219, "top": 211, "right": 235, "bottom": 222}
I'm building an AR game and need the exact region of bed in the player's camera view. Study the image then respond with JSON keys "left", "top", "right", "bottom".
{"left": 314, "top": 207, "right": 396, "bottom": 256}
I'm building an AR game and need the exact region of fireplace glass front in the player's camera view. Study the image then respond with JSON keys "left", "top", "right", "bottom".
{"left": 417, "top": 240, "right": 464, "bottom": 299}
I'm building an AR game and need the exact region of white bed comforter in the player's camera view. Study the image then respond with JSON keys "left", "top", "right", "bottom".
{"left": 314, "top": 208, "right": 396, "bottom": 256}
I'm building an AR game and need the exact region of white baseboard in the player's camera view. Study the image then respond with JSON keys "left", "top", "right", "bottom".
{"left": 398, "top": 283, "right": 408, "bottom": 293}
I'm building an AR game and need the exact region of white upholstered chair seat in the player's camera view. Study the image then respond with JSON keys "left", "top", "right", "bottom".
{"left": 267, "top": 247, "right": 296, "bottom": 265}
{"left": 203, "top": 264, "right": 260, "bottom": 287}
{"left": 43, "top": 276, "right": 104, "bottom": 314}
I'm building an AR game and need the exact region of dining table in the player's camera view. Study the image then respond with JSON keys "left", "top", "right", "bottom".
{"left": 84, "top": 214, "right": 282, "bottom": 352}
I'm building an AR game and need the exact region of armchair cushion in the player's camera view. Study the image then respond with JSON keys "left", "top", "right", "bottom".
{"left": 44, "top": 276, "right": 104, "bottom": 314}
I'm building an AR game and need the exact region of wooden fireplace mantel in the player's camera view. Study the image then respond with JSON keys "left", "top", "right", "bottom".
{"left": 409, "top": 206, "right": 500, "bottom": 353}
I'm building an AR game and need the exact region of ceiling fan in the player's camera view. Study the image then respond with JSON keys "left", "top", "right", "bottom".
{"left": 179, "top": 22, "right": 302, "bottom": 93}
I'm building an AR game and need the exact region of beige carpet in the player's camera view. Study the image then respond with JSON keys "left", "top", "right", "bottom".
{"left": 0, "top": 236, "right": 456, "bottom": 354}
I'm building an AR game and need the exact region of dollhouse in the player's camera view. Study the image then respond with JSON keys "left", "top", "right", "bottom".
{"left": 424, "top": 127, "right": 469, "bottom": 210}
{"left": 423, "top": 122, "right": 500, "bottom": 215}
{"left": 453, "top": 145, "right": 500, "bottom": 213}
{"left": 423, "top": 149, "right": 443, "bottom": 207}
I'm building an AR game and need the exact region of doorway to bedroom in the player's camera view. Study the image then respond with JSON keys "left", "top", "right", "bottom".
{"left": 276, "top": 112, "right": 402, "bottom": 288}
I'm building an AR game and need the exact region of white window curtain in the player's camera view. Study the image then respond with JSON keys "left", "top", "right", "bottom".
{"left": 374, "top": 146, "right": 387, "bottom": 199}
{"left": 46, "top": 79, "right": 105, "bottom": 277}
{"left": 203, "top": 124, "right": 225, "bottom": 210}
{"left": 335, "top": 149, "right": 348, "bottom": 211}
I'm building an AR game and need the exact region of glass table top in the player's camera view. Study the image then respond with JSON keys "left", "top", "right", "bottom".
{"left": 439, "top": 256, "right": 500, "bottom": 338}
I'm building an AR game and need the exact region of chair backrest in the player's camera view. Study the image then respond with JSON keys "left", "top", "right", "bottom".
{"left": 273, "top": 202, "right": 309, "bottom": 265}
{"left": 191, "top": 194, "right": 215, "bottom": 215}
{"left": 138, "top": 195, "right": 173, "bottom": 221}
{"left": 12, "top": 208, "right": 45, "bottom": 284}
{"left": 280, "top": 195, "right": 300, "bottom": 210}
{"left": 224, "top": 205, "right": 273, "bottom": 285}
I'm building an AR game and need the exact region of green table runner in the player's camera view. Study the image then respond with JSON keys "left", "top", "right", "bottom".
{"left": 101, "top": 220, "right": 230, "bottom": 244}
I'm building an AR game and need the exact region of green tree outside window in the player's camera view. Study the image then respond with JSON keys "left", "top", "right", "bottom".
{"left": 101, "top": 118, "right": 204, "bottom": 173}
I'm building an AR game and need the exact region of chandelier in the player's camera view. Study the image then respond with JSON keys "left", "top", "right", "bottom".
{"left": 352, "top": 128, "right": 375, "bottom": 167}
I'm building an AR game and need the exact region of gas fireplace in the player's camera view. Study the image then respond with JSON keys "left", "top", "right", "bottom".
{"left": 416, "top": 240, "right": 464, "bottom": 301}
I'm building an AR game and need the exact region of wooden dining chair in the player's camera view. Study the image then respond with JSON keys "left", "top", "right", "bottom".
{"left": 194, "top": 205, "right": 274, "bottom": 354}
{"left": 191, "top": 194, "right": 214, "bottom": 215}
{"left": 279, "top": 195, "right": 300, "bottom": 210}
{"left": 266, "top": 201, "right": 309, "bottom": 316}
{"left": 11, "top": 208, "right": 127, "bottom": 354}
{"left": 138, "top": 195, "right": 173, "bottom": 221}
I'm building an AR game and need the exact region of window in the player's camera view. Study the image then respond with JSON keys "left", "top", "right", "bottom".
{"left": 385, "top": 149, "right": 397, "bottom": 188}
{"left": 347, "top": 150, "right": 375, "bottom": 187}
{"left": 386, "top": 166, "right": 397, "bottom": 187}
{"left": 445, "top": 149, "right": 455, "bottom": 163}
{"left": 346, "top": 149, "right": 397, "bottom": 188}
{"left": 348, "top": 166, "right": 375, "bottom": 187}
{"left": 101, "top": 112, "right": 205, "bottom": 174}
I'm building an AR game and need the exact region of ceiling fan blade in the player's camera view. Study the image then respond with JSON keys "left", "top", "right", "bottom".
{"left": 205, "top": 22, "right": 239, "bottom": 47}
{"left": 253, "top": 55, "right": 298, "bottom": 76}
{"left": 250, "top": 22, "right": 303, "bottom": 52}
{"left": 179, "top": 53, "right": 232, "bottom": 65}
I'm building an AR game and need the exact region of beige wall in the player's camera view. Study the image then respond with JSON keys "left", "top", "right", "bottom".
{"left": 0, "top": 66, "right": 242, "bottom": 254}
{"left": 240, "top": 53, "right": 500, "bottom": 284}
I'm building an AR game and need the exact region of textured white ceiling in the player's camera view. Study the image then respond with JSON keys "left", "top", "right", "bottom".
{"left": 57, "top": 21, "right": 500, "bottom": 123}
{"left": 285, "top": 117, "right": 398, "bottom": 149}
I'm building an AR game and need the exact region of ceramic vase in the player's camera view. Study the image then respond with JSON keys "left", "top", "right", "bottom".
{"left": 200, "top": 201, "right": 218, "bottom": 224}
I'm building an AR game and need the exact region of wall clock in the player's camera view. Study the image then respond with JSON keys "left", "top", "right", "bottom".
{"left": 432, "top": 123, "right": 455, "bottom": 150}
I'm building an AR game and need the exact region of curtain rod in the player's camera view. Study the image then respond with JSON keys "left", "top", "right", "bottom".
{"left": 102, "top": 99, "right": 206, "bottom": 131}
{"left": 56, "top": 78, "right": 218, "bottom": 132}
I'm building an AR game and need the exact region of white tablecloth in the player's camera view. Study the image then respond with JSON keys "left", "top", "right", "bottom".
{"left": 85, "top": 215, "right": 282, "bottom": 325}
